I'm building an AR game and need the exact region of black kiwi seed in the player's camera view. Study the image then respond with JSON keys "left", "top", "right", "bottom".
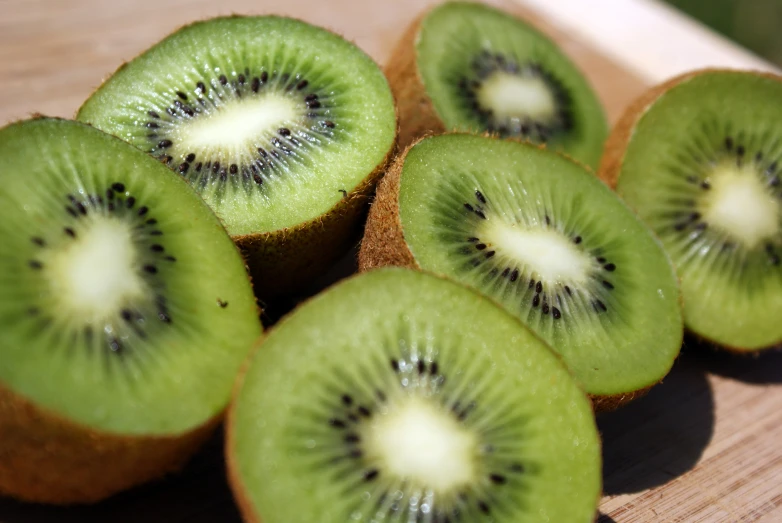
{"left": 329, "top": 418, "right": 346, "bottom": 429}
{"left": 64, "top": 227, "right": 76, "bottom": 238}
{"left": 363, "top": 469, "right": 379, "bottom": 482}
{"left": 489, "top": 474, "right": 507, "bottom": 485}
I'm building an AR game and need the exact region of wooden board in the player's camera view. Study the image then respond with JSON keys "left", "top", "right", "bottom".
{"left": 0, "top": 0, "right": 780, "bottom": 521}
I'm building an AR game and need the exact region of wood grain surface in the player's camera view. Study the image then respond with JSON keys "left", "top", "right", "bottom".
{"left": 0, "top": 0, "right": 780, "bottom": 521}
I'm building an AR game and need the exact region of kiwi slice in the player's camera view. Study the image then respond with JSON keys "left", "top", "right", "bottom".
{"left": 386, "top": 1, "right": 607, "bottom": 168}
{"left": 0, "top": 118, "right": 262, "bottom": 504}
{"left": 601, "top": 69, "right": 782, "bottom": 351}
{"left": 228, "top": 268, "right": 601, "bottom": 523}
{"left": 77, "top": 16, "right": 397, "bottom": 298}
{"left": 360, "top": 134, "right": 683, "bottom": 409}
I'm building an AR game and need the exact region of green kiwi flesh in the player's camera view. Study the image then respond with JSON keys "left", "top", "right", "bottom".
{"left": 0, "top": 118, "right": 261, "bottom": 436}
{"left": 612, "top": 70, "right": 782, "bottom": 351}
{"left": 415, "top": 1, "right": 607, "bottom": 167}
{"left": 362, "top": 134, "right": 683, "bottom": 399}
{"left": 228, "top": 268, "right": 601, "bottom": 523}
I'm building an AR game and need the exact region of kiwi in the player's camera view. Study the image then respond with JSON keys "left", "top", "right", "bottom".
{"left": 76, "top": 15, "right": 397, "bottom": 298}
{"left": 359, "top": 134, "right": 683, "bottom": 410}
{"left": 227, "top": 268, "right": 601, "bottom": 523}
{"left": 600, "top": 69, "right": 782, "bottom": 351}
{"left": 0, "top": 118, "right": 262, "bottom": 504}
{"left": 386, "top": 1, "right": 607, "bottom": 168}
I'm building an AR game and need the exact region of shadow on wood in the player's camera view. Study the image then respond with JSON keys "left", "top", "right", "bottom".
{"left": 0, "top": 429, "right": 242, "bottom": 523}
{"left": 682, "top": 336, "right": 782, "bottom": 385}
{"left": 597, "top": 355, "right": 715, "bottom": 496}
{"left": 597, "top": 512, "right": 618, "bottom": 523}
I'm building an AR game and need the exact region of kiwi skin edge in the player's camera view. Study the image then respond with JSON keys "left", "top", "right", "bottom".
{"left": 598, "top": 67, "right": 782, "bottom": 354}
{"left": 358, "top": 135, "right": 668, "bottom": 412}
{"left": 384, "top": 14, "right": 446, "bottom": 150}
{"left": 235, "top": 136, "right": 396, "bottom": 299}
{"left": 0, "top": 381, "right": 218, "bottom": 505}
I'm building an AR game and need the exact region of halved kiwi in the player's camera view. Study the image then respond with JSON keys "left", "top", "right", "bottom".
{"left": 0, "top": 118, "right": 262, "bottom": 504}
{"left": 77, "top": 15, "right": 397, "bottom": 298}
{"left": 228, "top": 268, "right": 601, "bottom": 523}
{"left": 601, "top": 69, "right": 782, "bottom": 351}
{"left": 386, "top": 1, "right": 607, "bottom": 168}
{"left": 360, "top": 134, "right": 683, "bottom": 410}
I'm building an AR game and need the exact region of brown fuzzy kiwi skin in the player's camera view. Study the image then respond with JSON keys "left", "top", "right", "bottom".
{"left": 225, "top": 335, "right": 264, "bottom": 523}
{"left": 235, "top": 139, "right": 396, "bottom": 299}
{"left": 0, "top": 381, "right": 218, "bottom": 505}
{"left": 359, "top": 134, "right": 678, "bottom": 412}
{"left": 384, "top": 15, "right": 446, "bottom": 150}
{"left": 600, "top": 68, "right": 782, "bottom": 352}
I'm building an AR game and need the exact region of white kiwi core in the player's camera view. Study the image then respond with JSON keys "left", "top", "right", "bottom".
{"left": 47, "top": 217, "right": 146, "bottom": 322}
{"left": 482, "top": 219, "right": 592, "bottom": 285}
{"left": 476, "top": 72, "right": 557, "bottom": 122}
{"left": 364, "top": 397, "right": 478, "bottom": 493}
{"left": 174, "top": 93, "right": 301, "bottom": 159}
{"left": 700, "top": 161, "right": 779, "bottom": 249}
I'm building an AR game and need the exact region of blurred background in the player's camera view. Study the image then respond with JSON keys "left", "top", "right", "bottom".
{"left": 665, "top": 0, "right": 782, "bottom": 66}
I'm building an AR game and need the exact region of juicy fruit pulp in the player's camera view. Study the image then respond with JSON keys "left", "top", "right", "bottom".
{"left": 414, "top": 1, "right": 607, "bottom": 167}
{"left": 0, "top": 119, "right": 261, "bottom": 435}
{"left": 609, "top": 71, "right": 782, "bottom": 350}
{"left": 229, "top": 269, "right": 601, "bottom": 523}
{"left": 77, "top": 16, "right": 396, "bottom": 237}
{"left": 361, "top": 134, "right": 683, "bottom": 400}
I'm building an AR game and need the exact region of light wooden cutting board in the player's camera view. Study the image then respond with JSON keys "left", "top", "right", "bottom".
{"left": 0, "top": 0, "right": 780, "bottom": 521}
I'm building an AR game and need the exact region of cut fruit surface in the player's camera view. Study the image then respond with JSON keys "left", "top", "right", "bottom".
{"left": 78, "top": 16, "right": 395, "bottom": 236}
{"left": 77, "top": 16, "right": 397, "bottom": 296}
{"left": 360, "top": 134, "right": 683, "bottom": 403}
{"left": 387, "top": 1, "right": 607, "bottom": 167}
{"left": 229, "top": 268, "right": 601, "bottom": 523}
{"left": 603, "top": 70, "right": 782, "bottom": 350}
{"left": 0, "top": 118, "right": 261, "bottom": 435}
